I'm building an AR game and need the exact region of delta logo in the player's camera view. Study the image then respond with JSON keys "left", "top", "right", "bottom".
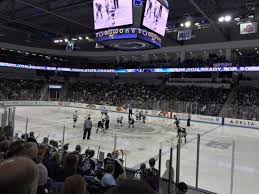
{"left": 230, "top": 120, "right": 255, "bottom": 127}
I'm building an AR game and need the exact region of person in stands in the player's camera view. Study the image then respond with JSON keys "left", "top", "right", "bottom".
{"left": 0, "top": 157, "right": 39, "bottom": 194}
{"left": 63, "top": 175, "right": 88, "bottom": 194}
{"left": 106, "top": 180, "right": 156, "bottom": 194}
{"left": 173, "top": 182, "right": 188, "bottom": 194}
{"left": 146, "top": 158, "right": 159, "bottom": 192}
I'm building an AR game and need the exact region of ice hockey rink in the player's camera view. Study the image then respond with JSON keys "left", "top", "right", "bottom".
{"left": 13, "top": 106, "right": 259, "bottom": 194}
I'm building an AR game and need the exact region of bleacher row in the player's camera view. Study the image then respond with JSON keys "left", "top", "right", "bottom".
{"left": 0, "top": 79, "right": 258, "bottom": 120}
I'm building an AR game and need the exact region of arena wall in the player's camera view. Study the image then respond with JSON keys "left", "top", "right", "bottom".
{"left": 1, "top": 101, "right": 259, "bottom": 129}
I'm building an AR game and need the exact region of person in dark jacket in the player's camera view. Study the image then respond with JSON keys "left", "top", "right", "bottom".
{"left": 146, "top": 158, "right": 159, "bottom": 192}
{"left": 83, "top": 117, "right": 92, "bottom": 140}
{"left": 27, "top": 131, "right": 37, "bottom": 143}
{"left": 56, "top": 153, "right": 78, "bottom": 182}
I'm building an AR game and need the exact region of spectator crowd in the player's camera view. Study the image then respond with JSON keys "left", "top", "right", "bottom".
{"left": 0, "top": 128, "right": 189, "bottom": 194}
{"left": 66, "top": 82, "right": 230, "bottom": 116}
{"left": 0, "top": 78, "right": 258, "bottom": 120}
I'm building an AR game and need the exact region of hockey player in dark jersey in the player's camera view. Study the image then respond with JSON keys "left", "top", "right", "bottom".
{"left": 174, "top": 115, "right": 180, "bottom": 128}
{"left": 187, "top": 113, "right": 191, "bottom": 127}
{"left": 96, "top": 120, "right": 105, "bottom": 134}
{"left": 116, "top": 116, "right": 123, "bottom": 127}
{"left": 95, "top": 3, "right": 103, "bottom": 20}
{"left": 177, "top": 126, "right": 187, "bottom": 143}
{"left": 129, "top": 106, "right": 133, "bottom": 116}
{"left": 142, "top": 112, "right": 147, "bottom": 124}
{"left": 145, "top": 0, "right": 153, "bottom": 18}
{"left": 128, "top": 115, "right": 135, "bottom": 128}
{"left": 104, "top": 113, "right": 110, "bottom": 130}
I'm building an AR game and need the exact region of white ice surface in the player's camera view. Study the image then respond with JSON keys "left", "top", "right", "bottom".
{"left": 14, "top": 106, "right": 259, "bottom": 194}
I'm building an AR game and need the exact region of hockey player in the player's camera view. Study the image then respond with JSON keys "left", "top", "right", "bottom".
{"left": 96, "top": 120, "right": 105, "bottom": 134}
{"left": 153, "top": 1, "right": 160, "bottom": 29}
{"left": 136, "top": 111, "right": 141, "bottom": 122}
{"left": 128, "top": 115, "right": 135, "bottom": 128}
{"left": 142, "top": 112, "right": 146, "bottom": 124}
{"left": 174, "top": 115, "right": 180, "bottom": 128}
{"left": 145, "top": 0, "right": 153, "bottom": 18}
{"left": 187, "top": 113, "right": 191, "bottom": 127}
{"left": 104, "top": 113, "right": 110, "bottom": 130}
{"left": 177, "top": 126, "right": 187, "bottom": 143}
{"left": 129, "top": 105, "right": 133, "bottom": 116}
{"left": 73, "top": 110, "right": 79, "bottom": 128}
{"left": 116, "top": 116, "right": 123, "bottom": 127}
{"left": 95, "top": 3, "right": 103, "bottom": 20}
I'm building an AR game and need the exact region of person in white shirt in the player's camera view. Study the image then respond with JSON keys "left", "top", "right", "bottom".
{"left": 73, "top": 110, "right": 79, "bottom": 128}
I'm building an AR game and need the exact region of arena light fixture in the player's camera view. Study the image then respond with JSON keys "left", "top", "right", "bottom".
{"left": 218, "top": 16, "right": 224, "bottom": 23}
{"left": 64, "top": 38, "right": 69, "bottom": 42}
{"left": 54, "top": 40, "right": 59, "bottom": 43}
{"left": 224, "top": 15, "right": 232, "bottom": 22}
{"left": 17, "top": 51, "right": 21, "bottom": 53}
{"left": 85, "top": 36, "right": 89, "bottom": 40}
{"left": 180, "top": 23, "right": 184, "bottom": 27}
{"left": 32, "top": 53, "right": 36, "bottom": 56}
{"left": 1, "top": 48, "right": 5, "bottom": 50}
{"left": 184, "top": 21, "right": 192, "bottom": 28}
{"left": 25, "top": 52, "right": 30, "bottom": 55}
{"left": 59, "top": 39, "right": 63, "bottom": 43}
{"left": 78, "top": 36, "right": 83, "bottom": 40}
{"left": 235, "top": 17, "right": 240, "bottom": 21}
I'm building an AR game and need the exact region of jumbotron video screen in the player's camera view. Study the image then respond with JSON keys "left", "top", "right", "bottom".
{"left": 93, "top": 0, "right": 133, "bottom": 30}
{"left": 142, "top": 0, "right": 169, "bottom": 36}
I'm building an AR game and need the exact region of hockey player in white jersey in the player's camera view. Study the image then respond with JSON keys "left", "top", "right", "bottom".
{"left": 73, "top": 110, "right": 79, "bottom": 128}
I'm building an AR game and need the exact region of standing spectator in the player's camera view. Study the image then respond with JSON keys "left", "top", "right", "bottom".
{"left": 0, "top": 157, "right": 39, "bottom": 194}
{"left": 45, "top": 152, "right": 61, "bottom": 181}
{"left": 106, "top": 180, "right": 156, "bottom": 194}
{"left": 57, "top": 153, "right": 79, "bottom": 182}
{"left": 73, "top": 145, "right": 83, "bottom": 165}
{"left": 146, "top": 158, "right": 159, "bottom": 192}
{"left": 63, "top": 175, "right": 88, "bottom": 194}
{"left": 102, "top": 164, "right": 117, "bottom": 187}
{"left": 134, "top": 163, "right": 147, "bottom": 181}
{"left": 83, "top": 117, "right": 92, "bottom": 140}
{"left": 27, "top": 132, "right": 37, "bottom": 143}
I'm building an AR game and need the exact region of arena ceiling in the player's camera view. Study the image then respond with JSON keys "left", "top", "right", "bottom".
{"left": 0, "top": 0, "right": 258, "bottom": 51}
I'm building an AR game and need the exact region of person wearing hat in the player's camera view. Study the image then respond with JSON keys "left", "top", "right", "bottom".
{"left": 173, "top": 182, "right": 188, "bottom": 194}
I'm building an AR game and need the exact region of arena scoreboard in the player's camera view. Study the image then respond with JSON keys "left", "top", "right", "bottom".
{"left": 94, "top": 0, "right": 169, "bottom": 50}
